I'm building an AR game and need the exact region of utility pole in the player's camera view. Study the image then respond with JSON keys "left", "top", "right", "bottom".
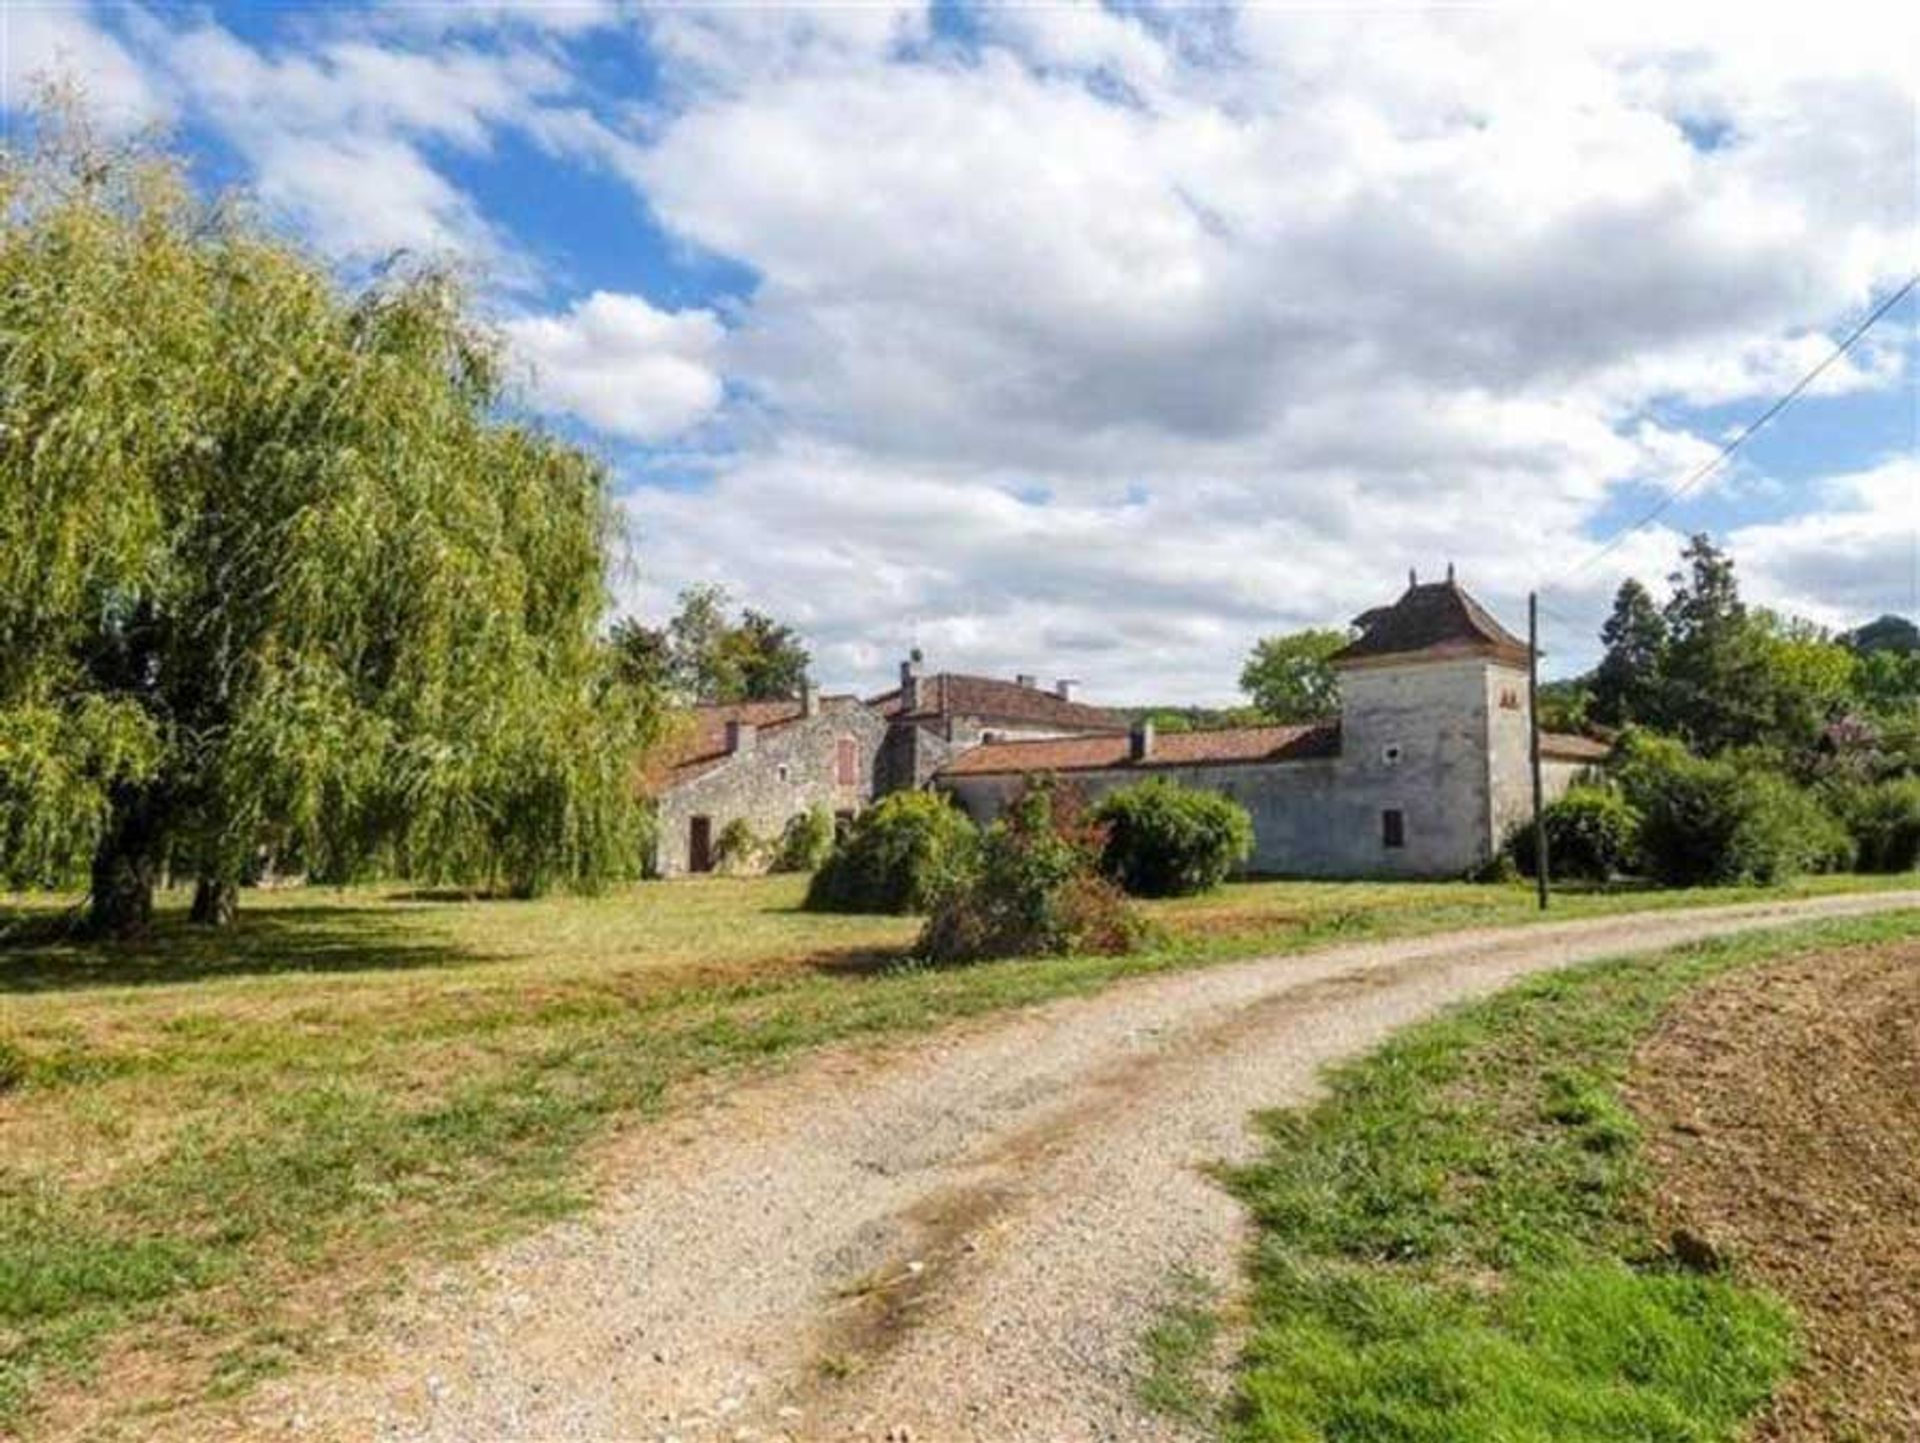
{"left": 1528, "top": 591, "right": 1549, "bottom": 911}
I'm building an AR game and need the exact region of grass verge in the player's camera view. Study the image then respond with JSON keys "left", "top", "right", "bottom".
{"left": 0, "top": 875, "right": 1914, "bottom": 1434}
{"left": 1223, "top": 909, "right": 1920, "bottom": 1442}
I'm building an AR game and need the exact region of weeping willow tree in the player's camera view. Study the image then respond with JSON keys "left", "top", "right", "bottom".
{"left": 0, "top": 111, "right": 660, "bottom": 934}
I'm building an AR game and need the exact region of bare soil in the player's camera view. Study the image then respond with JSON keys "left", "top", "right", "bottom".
{"left": 1630, "top": 942, "right": 1920, "bottom": 1442}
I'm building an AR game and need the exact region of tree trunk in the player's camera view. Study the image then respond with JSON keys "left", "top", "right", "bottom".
{"left": 189, "top": 876, "right": 239, "bottom": 928}
{"left": 87, "top": 790, "right": 160, "bottom": 938}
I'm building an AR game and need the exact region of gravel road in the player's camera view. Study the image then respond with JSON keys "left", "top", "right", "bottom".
{"left": 243, "top": 890, "right": 1920, "bottom": 1443}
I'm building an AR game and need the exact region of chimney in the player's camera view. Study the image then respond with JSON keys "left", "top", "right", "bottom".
{"left": 801, "top": 680, "right": 820, "bottom": 717}
{"left": 1054, "top": 678, "right": 1077, "bottom": 702}
{"left": 725, "top": 720, "right": 757, "bottom": 754}
{"left": 1409, "top": 567, "right": 1419, "bottom": 588}
{"left": 1446, "top": 561, "right": 1455, "bottom": 583}
{"left": 1129, "top": 718, "right": 1156, "bottom": 762}
{"left": 899, "top": 654, "right": 922, "bottom": 712}
{"left": 1016, "top": 673, "right": 1038, "bottom": 689}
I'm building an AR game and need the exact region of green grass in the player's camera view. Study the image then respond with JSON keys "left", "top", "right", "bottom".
{"left": 0, "top": 873, "right": 1913, "bottom": 1433}
{"left": 1224, "top": 909, "right": 1920, "bottom": 1442}
{"left": 1139, "top": 1268, "right": 1227, "bottom": 1423}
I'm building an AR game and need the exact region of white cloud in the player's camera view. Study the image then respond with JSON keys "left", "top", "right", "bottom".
{"left": 11, "top": 3, "right": 1916, "bottom": 697}
{"left": 1, "top": 1, "right": 165, "bottom": 132}
{"left": 599, "top": 5, "right": 1916, "bottom": 696}
{"left": 1732, "top": 459, "right": 1920, "bottom": 631}
{"left": 505, "top": 291, "right": 725, "bottom": 440}
{"left": 121, "top": 11, "right": 576, "bottom": 271}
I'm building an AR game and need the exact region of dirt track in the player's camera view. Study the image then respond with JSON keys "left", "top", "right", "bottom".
{"left": 238, "top": 890, "right": 1920, "bottom": 1443}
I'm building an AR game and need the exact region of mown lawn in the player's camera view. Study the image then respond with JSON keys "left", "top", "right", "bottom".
{"left": 0, "top": 872, "right": 1912, "bottom": 1434}
{"left": 1220, "top": 909, "right": 1920, "bottom": 1442}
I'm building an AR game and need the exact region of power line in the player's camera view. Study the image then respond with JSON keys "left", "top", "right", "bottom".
{"left": 1547, "top": 270, "right": 1920, "bottom": 593}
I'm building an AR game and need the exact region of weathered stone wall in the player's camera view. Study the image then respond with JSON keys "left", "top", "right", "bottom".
{"left": 653, "top": 699, "right": 889, "bottom": 876}
{"left": 943, "top": 656, "right": 1566, "bottom": 879}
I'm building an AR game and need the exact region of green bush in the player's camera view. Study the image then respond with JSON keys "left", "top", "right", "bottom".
{"left": 1829, "top": 777, "right": 1920, "bottom": 873}
{"left": 771, "top": 806, "right": 835, "bottom": 873}
{"left": 1091, "top": 779, "right": 1254, "bottom": 897}
{"left": 711, "top": 817, "right": 762, "bottom": 874}
{"left": 919, "top": 781, "right": 1143, "bottom": 964}
{"left": 1616, "top": 733, "right": 1850, "bottom": 886}
{"left": 804, "top": 791, "right": 978, "bottom": 914}
{"left": 1507, "top": 788, "right": 1642, "bottom": 882}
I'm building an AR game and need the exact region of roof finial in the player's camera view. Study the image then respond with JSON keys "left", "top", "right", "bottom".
{"left": 1409, "top": 567, "right": 1418, "bottom": 589}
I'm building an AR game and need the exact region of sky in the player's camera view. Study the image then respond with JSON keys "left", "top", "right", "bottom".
{"left": 4, "top": 0, "right": 1917, "bottom": 703}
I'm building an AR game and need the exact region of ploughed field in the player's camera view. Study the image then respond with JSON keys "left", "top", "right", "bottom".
{"left": 0, "top": 871, "right": 1912, "bottom": 1436}
{"left": 1631, "top": 941, "right": 1920, "bottom": 1440}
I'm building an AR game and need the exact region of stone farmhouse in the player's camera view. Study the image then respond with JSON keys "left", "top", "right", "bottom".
{"left": 647, "top": 575, "right": 1607, "bottom": 879}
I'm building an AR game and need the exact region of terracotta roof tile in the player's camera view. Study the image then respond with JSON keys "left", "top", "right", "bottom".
{"left": 937, "top": 722, "right": 1339, "bottom": 778}
{"left": 1330, "top": 580, "right": 1530, "bottom": 668}
{"left": 868, "top": 673, "right": 1126, "bottom": 732}
{"left": 1540, "top": 731, "right": 1612, "bottom": 762}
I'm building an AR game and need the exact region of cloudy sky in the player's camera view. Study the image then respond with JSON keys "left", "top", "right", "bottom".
{"left": 5, "top": 2, "right": 1916, "bottom": 701}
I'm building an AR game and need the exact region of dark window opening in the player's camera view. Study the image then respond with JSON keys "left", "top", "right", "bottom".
{"left": 1382, "top": 808, "right": 1406, "bottom": 849}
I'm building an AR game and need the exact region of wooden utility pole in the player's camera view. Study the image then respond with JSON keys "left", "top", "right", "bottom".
{"left": 1528, "top": 591, "right": 1549, "bottom": 910}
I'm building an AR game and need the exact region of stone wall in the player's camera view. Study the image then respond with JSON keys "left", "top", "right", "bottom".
{"left": 652, "top": 699, "right": 890, "bottom": 877}
{"left": 942, "top": 655, "right": 1581, "bottom": 879}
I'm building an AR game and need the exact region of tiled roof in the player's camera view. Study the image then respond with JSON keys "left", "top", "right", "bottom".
{"left": 868, "top": 673, "right": 1126, "bottom": 732}
{"left": 657, "top": 700, "right": 805, "bottom": 772}
{"left": 937, "top": 722, "right": 1339, "bottom": 778}
{"left": 1331, "top": 580, "right": 1530, "bottom": 668}
{"left": 1540, "top": 732, "right": 1612, "bottom": 762}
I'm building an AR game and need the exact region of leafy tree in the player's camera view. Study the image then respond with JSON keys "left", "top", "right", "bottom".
{"left": 1843, "top": 614, "right": 1920, "bottom": 655}
{"left": 609, "top": 617, "right": 674, "bottom": 691}
{"left": 1606, "top": 535, "right": 1853, "bottom": 757}
{"left": 1589, "top": 579, "right": 1666, "bottom": 728}
{"left": 1535, "top": 679, "right": 1594, "bottom": 734}
{"left": 0, "top": 111, "right": 657, "bottom": 933}
{"left": 805, "top": 792, "right": 978, "bottom": 914}
{"left": 1092, "top": 779, "right": 1253, "bottom": 896}
{"left": 624, "top": 585, "right": 813, "bottom": 704}
{"left": 1239, "top": 628, "right": 1347, "bottom": 723}
{"left": 919, "top": 779, "right": 1142, "bottom": 963}
{"left": 724, "top": 608, "right": 811, "bottom": 701}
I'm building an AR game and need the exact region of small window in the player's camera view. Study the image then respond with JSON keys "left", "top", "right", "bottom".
{"left": 1381, "top": 743, "right": 1403, "bottom": 767}
{"left": 1382, "top": 808, "right": 1406, "bottom": 849}
{"left": 776, "top": 763, "right": 791, "bottom": 783}
{"left": 1499, "top": 687, "right": 1522, "bottom": 711}
{"left": 835, "top": 736, "right": 857, "bottom": 786}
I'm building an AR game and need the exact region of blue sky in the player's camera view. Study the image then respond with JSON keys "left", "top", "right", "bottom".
{"left": 5, "top": 1, "right": 1917, "bottom": 698}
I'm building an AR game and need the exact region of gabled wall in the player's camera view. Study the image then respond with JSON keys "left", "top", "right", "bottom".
{"left": 652, "top": 699, "right": 889, "bottom": 876}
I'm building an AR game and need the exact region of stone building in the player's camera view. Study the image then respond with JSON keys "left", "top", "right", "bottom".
{"left": 649, "top": 689, "right": 891, "bottom": 876}
{"left": 646, "top": 574, "right": 1607, "bottom": 879}
{"left": 649, "top": 667, "right": 1121, "bottom": 876}
{"left": 937, "top": 576, "right": 1607, "bottom": 878}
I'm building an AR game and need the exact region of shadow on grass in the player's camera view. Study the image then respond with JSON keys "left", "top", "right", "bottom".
{"left": 806, "top": 945, "right": 918, "bottom": 978}
{"left": 0, "top": 905, "right": 487, "bottom": 993}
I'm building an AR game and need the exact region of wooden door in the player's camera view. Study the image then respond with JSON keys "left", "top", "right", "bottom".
{"left": 689, "top": 816, "right": 713, "bottom": 874}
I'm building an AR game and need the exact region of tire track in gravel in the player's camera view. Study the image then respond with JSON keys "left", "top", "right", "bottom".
{"left": 236, "top": 890, "right": 1920, "bottom": 1443}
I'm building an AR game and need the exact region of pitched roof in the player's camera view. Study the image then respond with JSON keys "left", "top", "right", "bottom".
{"left": 937, "top": 721, "right": 1339, "bottom": 778}
{"left": 1330, "top": 579, "right": 1530, "bottom": 668}
{"left": 1540, "top": 732, "right": 1612, "bottom": 762}
{"left": 868, "top": 673, "right": 1126, "bottom": 732}
{"left": 658, "top": 699, "right": 804, "bottom": 770}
